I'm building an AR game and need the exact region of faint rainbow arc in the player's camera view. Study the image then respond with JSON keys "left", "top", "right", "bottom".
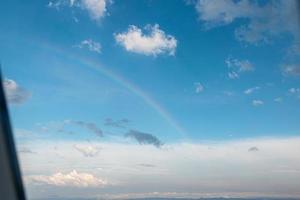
{"left": 41, "top": 41, "right": 187, "bottom": 137}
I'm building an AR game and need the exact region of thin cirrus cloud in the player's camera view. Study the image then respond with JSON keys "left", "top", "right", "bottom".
{"left": 125, "top": 130, "right": 163, "bottom": 148}
{"left": 225, "top": 57, "right": 254, "bottom": 79}
{"left": 26, "top": 170, "right": 108, "bottom": 187}
{"left": 114, "top": 24, "right": 177, "bottom": 56}
{"left": 244, "top": 86, "right": 260, "bottom": 95}
{"left": 3, "top": 78, "right": 30, "bottom": 105}
{"left": 48, "top": 0, "right": 110, "bottom": 21}
{"left": 75, "top": 39, "right": 101, "bottom": 53}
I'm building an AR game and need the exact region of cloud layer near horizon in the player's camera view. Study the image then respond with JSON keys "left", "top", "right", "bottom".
{"left": 18, "top": 136, "right": 300, "bottom": 199}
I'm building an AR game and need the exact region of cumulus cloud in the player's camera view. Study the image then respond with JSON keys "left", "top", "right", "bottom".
{"left": 48, "top": 0, "right": 110, "bottom": 21}
{"left": 194, "top": 82, "right": 204, "bottom": 93}
{"left": 125, "top": 130, "right": 163, "bottom": 148}
{"left": 114, "top": 24, "right": 177, "bottom": 56}
{"left": 74, "top": 144, "right": 101, "bottom": 157}
{"left": 104, "top": 118, "right": 129, "bottom": 128}
{"left": 3, "top": 78, "right": 30, "bottom": 105}
{"left": 75, "top": 39, "right": 101, "bottom": 53}
{"left": 252, "top": 99, "right": 264, "bottom": 106}
{"left": 27, "top": 170, "right": 107, "bottom": 187}
{"left": 195, "top": 0, "right": 300, "bottom": 45}
{"left": 226, "top": 57, "right": 254, "bottom": 79}
{"left": 282, "top": 64, "right": 300, "bottom": 77}
{"left": 244, "top": 86, "right": 260, "bottom": 95}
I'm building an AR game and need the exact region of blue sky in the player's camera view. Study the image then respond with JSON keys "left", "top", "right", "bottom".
{"left": 1, "top": 0, "right": 300, "bottom": 199}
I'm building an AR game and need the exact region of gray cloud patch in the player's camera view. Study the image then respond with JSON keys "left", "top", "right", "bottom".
{"left": 3, "top": 78, "right": 30, "bottom": 104}
{"left": 137, "top": 163, "right": 156, "bottom": 168}
{"left": 70, "top": 120, "right": 103, "bottom": 137}
{"left": 248, "top": 146, "right": 259, "bottom": 152}
{"left": 104, "top": 118, "right": 129, "bottom": 128}
{"left": 125, "top": 130, "right": 163, "bottom": 148}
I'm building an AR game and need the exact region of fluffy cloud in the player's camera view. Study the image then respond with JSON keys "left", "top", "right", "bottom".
{"left": 195, "top": 0, "right": 300, "bottom": 45}
{"left": 75, "top": 39, "right": 101, "bottom": 53}
{"left": 194, "top": 82, "right": 204, "bottom": 93}
{"left": 252, "top": 99, "right": 264, "bottom": 106}
{"left": 125, "top": 130, "right": 163, "bottom": 148}
{"left": 27, "top": 170, "right": 107, "bottom": 187}
{"left": 48, "top": 0, "right": 110, "bottom": 21}
{"left": 226, "top": 57, "right": 254, "bottom": 79}
{"left": 74, "top": 144, "right": 101, "bottom": 157}
{"left": 115, "top": 24, "right": 177, "bottom": 56}
{"left": 3, "top": 78, "right": 30, "bottom": 105}
{"left": 244, "top": 86, "right": 260, "bottom": 95}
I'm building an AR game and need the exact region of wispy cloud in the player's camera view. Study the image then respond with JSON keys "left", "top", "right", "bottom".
{"left": 252, "top": 99, "right": 264, "bottom": 106}
{"left": 48, "top": 0, "right": 111, "bottom": 21}
{"left": 194, "top": 0, "right": 300, "bottom": 46}
{"left": 66, "top": 120, "right": 103, "bottom": 137}
{"left": 244, "top": 86, "right": 260, "bottom": 95}
{"left": 104, "top": 118, "right": 129, "bottom": 128}
{"left": 75, "top": 39, "right": 101, "bottom": 53}
{"left": 115, "top": 24, "right": 177, "bottom": 56}
{"left": 125, "top": 130, "right": 163, "bottom": 148}
{"left": 226, "top": 57, "right": 254, "bottom": 79}
{"left": 3, "top": 78, "right": 30, "bottom": 105}
{"left": 274, "top": 97, "right": 283, "bottom": 103}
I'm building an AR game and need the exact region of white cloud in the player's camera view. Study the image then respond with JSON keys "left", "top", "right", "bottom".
{"left": 195, "top": 0, "right": 300, "bottom": 45}
{"left": 3, "top": 78, "right": 30, "bottom": 104}
{"left": 75, "top": 39, "right": 101, "bottom": 53}
{"left": 81, "top": 0, "right": 109, "bottom": 20}
{"left": 27, "top": 170, "right": 107, "bottom": 187}
{"left": 244, "top": 86, "right": 260, "bottom": 95}
{"left": 20, "top": 138, "right": 300, "bottom": 198}
{"left": 115, "top": 24, "right": 177, "bottom": 56}
{"left": 252, "top": 99, "right": 264, "bottom": 106}
{"left": 194, "top": 82, "right": 204, "bottom": 93}
{"left": 74, "top": 144, "right": 101, "bottom": 157}
{"left": 48, "top": 0, "right": 110, "bottom": 21}
{"left": 226, "top": 57, "right": 254, "bottom": 79}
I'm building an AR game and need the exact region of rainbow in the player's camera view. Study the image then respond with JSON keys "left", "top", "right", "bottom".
{"left": 36, "top": 40, "right": 187, "bottom": 138}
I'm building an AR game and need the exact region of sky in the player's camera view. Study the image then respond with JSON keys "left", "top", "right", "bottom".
{"left": 1, "top": 0, "right": 300, "bottom": 199}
